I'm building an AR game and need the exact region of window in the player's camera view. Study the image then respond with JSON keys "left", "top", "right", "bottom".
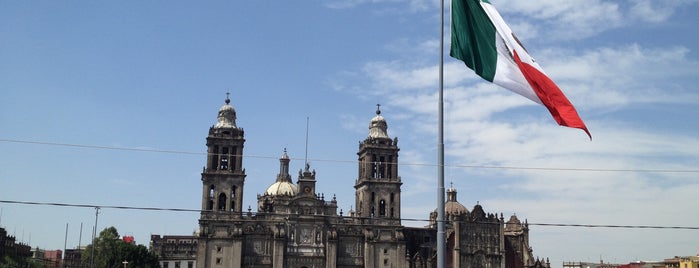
{"left": 188, "top": 261, "right": 193, "bottom": 268}
{"left": 371, "top": 154, "right": 377, "bottom": 178}
{"left": 218, "top": 193, "right": 227, "bottom": 211}
{"left": 216, "top": 258, "right": 221, "bottom": 265}
{"left": 216, "top": 246, "right": 222, "bottom": 253}
{"left": 163, "top": 262, "right": 169, "bottom": 268}
{"left": 207, "top": 185, "right": 215, "bottom": 210}
{"left": 379, "top": 200, "right": 386, "bottom": 217}
{"left": 220, "top": 147, "right": 229, "bottom": 170}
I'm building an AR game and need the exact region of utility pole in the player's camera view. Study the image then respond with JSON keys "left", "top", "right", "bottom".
{"left": 90, "top": 207, "right": 100, "bottom": 268}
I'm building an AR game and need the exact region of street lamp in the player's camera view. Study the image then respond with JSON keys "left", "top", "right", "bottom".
{"left": 122, "top": 260, "right": 128, "bottom": 268}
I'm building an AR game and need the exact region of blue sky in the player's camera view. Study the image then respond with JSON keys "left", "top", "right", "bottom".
{"left": 1, "top": 0, "right": 698, "bottom": 266}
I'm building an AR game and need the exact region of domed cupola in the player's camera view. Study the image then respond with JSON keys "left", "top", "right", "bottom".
{"left": 215, "top": 94, "right": 237, "bottom": 129}
{"left": 444, "top": 187, "right": 468, "bottom": 216}
{"left": 368, "top": 104, "right": 389, "bottom": 139}
{"left": 265, "top": 149, "right": 297, "bottom": 196}
{"left": 430, "top": 186, "right": 467, "bottom": 224}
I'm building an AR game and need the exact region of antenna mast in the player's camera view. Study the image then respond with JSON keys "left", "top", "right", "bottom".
{"left": 305, "top": 117, "right": 309, "bottom": 166}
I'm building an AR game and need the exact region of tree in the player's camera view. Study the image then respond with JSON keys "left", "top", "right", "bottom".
{"left": 0, "top": 256, "right": 20, "bottom": 268}
{"left": 82, "top": 226, "right": 159, "bottom": 268}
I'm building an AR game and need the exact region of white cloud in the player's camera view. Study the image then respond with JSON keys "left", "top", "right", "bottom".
{"left": 324, "top": 0, "right": 436, "bottom": 12}
{"left": 493, "top": 0, "right": 623, "bottom": 40}
{"left": 333, "top": 30, "right": 699, "bottom": 259}
{"left": 628, "top": 0, "right": 699, "bottom": 23}
{"left": 540, "top": 44, "right": 699, "bottom": 109}
{"left": 493, "top": 0, "right": 698, "bottom": 41}
{"left": 321, "top": 0, "right": 699, "bottom": 259}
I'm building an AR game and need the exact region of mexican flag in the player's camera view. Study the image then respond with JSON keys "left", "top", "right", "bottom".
{"left": 450, "top": 0, "right": 591, "bottom": 139}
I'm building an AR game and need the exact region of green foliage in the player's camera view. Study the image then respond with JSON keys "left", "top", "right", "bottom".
{"left": 0, "top": 255, "right": 46, "bottom": 268}
{"left": 82, "top": 226, "right": 159, "bottom": 268}
{"left": 0, "top": 256, "right": 19, "bottom": 268}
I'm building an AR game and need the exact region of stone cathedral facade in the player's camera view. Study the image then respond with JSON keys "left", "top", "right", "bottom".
{"left": 195, "top": 97, "right": 550, "bottom": 268}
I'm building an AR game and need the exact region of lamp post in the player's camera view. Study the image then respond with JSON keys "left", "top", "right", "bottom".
{"left": 122, "top": 260, "right": 128, "bottom": 268}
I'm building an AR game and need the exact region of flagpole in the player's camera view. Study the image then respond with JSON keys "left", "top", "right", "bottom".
{"left": 437, "top": 0, "right": 446, "bottom": 267}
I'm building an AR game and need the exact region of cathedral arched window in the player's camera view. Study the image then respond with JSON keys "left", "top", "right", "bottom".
{"left": 218, "top": 193, "right": 227, "bottom": 211}
{"left": 378, "top": 156, "right": 385, "bottom": 178}
{"left": 379, "top": 199, "right": 386, "bottom": 217}
{"left": 371, "top": 154, "right": 377, "bottom": 178}
{"left": 207, "top": 185, "right": 215, "bottom": 210}
{"left": 220, "top": 147, "right": 229, "bottom": 170}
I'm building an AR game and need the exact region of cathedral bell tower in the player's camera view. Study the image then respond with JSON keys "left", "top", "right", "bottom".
{"left": 200, "top": 95, "right": 246, "bottom": 214}
{"left": 355, "top": 105, "right": 401, "bottom": 225}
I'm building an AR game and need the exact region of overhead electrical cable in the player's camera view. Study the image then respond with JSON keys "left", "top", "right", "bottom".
{"left": 2, "top": 138, "right": 697, "bottom": 173}
{"left": 1, "top": 199, "right": 698, "bottom": 230}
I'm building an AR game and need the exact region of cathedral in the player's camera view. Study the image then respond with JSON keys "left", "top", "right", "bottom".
{"left": 195, "top": 97, "right": 550, "bottom": 268}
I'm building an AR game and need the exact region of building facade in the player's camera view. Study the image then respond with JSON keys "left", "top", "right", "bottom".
{"left": 150, "top": 235, "right": 198, "bottom": 268}
{"left": 195, "top": 97, "right": 548, "bottom": 268}
{"left": 63, "top": 248, "right": 85, "bottom": 268}
{"left": 0, "top": 227, "right": 32, "bottom": 267}
{"left": 31, "top": 249, "right": 62, "bottom": 268}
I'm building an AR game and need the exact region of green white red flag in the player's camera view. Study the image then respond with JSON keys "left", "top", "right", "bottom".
{"left": 450, "top": 0, "right": 591, "bottom": 139}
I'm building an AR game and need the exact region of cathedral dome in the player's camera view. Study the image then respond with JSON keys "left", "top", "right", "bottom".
{"left": 368, "top": 105, "right": 389, "bottom": 139}
{"left": 215, "top": 96, "right": 237, "bottom": 129}
{"left": 431, "top": 187, "right": 468, "bottom": 220}
{"left": 265, "top": 181, "right": 297, "bottom": 196}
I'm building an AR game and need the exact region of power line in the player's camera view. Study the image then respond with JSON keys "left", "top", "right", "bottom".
{"left": 0, "top": 200, "right": 200, "bottom": 212}
{"left": 527, "top": 223, "right": 699, "bottom": 230}
{"left": 2, "top": 138, "right": 698, "bottom": 173}
{"left": 1, "top": 199, "right": 698, "bottom": 230}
